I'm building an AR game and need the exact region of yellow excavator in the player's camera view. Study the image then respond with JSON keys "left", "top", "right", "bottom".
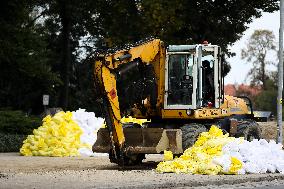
{"left": 92, "top": 39, "right": 261, "bottom": 165}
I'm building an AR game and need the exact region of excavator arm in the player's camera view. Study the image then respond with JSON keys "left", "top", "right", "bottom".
{"left": 93, "top": 39, "right": 162, "bottom": 164}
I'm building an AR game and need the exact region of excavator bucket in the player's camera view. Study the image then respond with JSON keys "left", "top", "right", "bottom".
{"left": 93, "top": 128, "right": 183, "bottom": 155}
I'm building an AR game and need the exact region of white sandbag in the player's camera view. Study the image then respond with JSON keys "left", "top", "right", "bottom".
{"left": 213, "top": 154, "right": 231, "bottom": 172}
{"left": 220, "top": 137, "right": 284, "bottom": 174}
{"left": 72, "top": 109, "right": 105, "bottom": 157}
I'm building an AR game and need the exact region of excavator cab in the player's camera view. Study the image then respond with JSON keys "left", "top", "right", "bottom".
{"left": 165, "top": 44, "right": 222, "bottom": 110}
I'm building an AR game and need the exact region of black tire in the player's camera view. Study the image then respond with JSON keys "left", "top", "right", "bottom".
{"left": 235, "top": 120, "right": 262, "bottom": 141}
{"left": 181, "top": 123, "right": 207, "bottom": 150}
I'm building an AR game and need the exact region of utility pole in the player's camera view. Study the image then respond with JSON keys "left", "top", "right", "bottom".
{"left": 277, "top": 0, "right": 284, "bottom": 144}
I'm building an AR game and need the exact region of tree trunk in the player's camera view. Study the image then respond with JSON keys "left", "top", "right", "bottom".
{"left": 261, "top": 56, "right": 266, "bottom": 90}
{"left": 58, "top": 0, "right": 71, "bottom": 110}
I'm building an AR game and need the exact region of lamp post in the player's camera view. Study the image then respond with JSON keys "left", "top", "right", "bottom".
{"left": 277, "top": 0, "right": 284, "bottom": 144}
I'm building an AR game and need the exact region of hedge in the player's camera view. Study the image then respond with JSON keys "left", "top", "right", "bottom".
{"left": 0, "top": 110, "right": 41, "bottom": 152}
{"left": 0, "top": 110, "right": 41, "bottom": 135}
{"left": 0, "top": 133, "right": 27, "bottom": 152}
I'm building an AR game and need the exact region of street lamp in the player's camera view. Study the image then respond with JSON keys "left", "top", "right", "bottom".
{"left": 277, "top": 0, "right": 284, "bottom": 144}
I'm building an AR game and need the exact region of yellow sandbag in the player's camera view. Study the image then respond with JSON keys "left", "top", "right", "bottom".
{"left": 120, "top": 116, "right": 149, "bottom": 126}
{"left": 164, "top": 150, "right": 173, "bottom": 161}
{"left": 229, "top": 157, "right": 243, "bottom": 174}
{"left": 20, "top": 111, "right": 84, "bottom": 157}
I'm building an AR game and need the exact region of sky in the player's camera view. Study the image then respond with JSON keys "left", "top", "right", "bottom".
{"left": 225, "top": 11, "right": 280, "bottom": 85}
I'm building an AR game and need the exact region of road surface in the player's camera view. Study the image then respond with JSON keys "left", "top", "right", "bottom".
{"left": 1, "top": 153, "right": 284, "bottom": 189}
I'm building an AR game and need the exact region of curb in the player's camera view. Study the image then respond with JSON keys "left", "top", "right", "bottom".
{"left": 124, "top": 174, "right": 284, "bottom": 189}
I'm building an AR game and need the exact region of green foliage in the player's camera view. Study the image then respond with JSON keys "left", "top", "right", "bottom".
{"left": 254, "top": 79, "right": 283, "bottom": 117}
{"left": 0, "top": 0, "right": 279, "bottom": 114}
{"left": 94, "top": 0, "right": 143, "bottom": 45}
{"left": 99, "top": 0, "right": 278, "bottom": 52}
{"left": 0, "top": 133, "right": 26, "bottom": 152}
{"left": 0, "top": 111, "right": 41, "bottom": 135}
{"left": 255, "top": 90, "right": 277, "bottom": 114}
{"left": 0, "top": 0, "right": 62, "bottom": 114}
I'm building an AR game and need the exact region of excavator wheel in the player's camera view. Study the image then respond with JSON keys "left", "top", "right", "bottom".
{"left": 235, "top": 120, "right": 262, "bottom": 141}
{"left": 181, "top": 123, "right": 207, "bottom": 150}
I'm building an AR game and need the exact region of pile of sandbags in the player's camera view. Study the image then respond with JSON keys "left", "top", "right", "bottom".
{"left": 20, "top": 109, "right": 104, "bottom": 157}
{"left": 156, "top": 126, "right": 284, "bottom": 175}
{"left": 72, "top": 109, "right": 105, "bottom": 156}
{"left": 217, "top": 138, "right": 284, "bottom": 174}
{"left": 20, "top": 111, "right": 83, "bottom": 157}
{"left": 20, "top": 108, "right": 151, "bottom": 157}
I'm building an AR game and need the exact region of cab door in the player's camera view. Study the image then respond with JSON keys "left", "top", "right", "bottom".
{"left": 164, "top": 51, "right": 197, "bottom": 110}
{"left": 197, "top": 45, "right": 222, "bottom": 108}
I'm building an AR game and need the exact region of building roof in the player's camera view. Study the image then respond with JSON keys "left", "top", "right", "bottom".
{"left": 224, "top": 84, "right": 262, "bottom": 96}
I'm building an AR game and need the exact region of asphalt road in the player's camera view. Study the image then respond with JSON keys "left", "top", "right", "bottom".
{"left": 1, "top": 153, "right": 284, "bottom": 189}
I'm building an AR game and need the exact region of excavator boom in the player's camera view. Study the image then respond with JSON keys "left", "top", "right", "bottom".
{"left": 93, "top": 39, "right": 175, "bottom": 164}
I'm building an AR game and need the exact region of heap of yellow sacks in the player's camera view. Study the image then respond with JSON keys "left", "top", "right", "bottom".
{"left": 20, "top": 111, "right": 85, "bottom": 157}
{"left": 156, "top": 126, "right": 243, "bottom": 175}
{"left": 20, "top": 111, "right": 148, "bottom": 157}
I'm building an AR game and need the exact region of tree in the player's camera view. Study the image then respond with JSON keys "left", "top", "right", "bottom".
{"left": 0, "top": 0, "right": 280, "bottom": 114}
{"left": 36, "top": 0, "right": 281, "bottom": 114}
{"left": 241, "top": 30, "right": 276, "bottom": 89}
{"left": 99, "top": 0, "right": 279, "bottom": 53}
{"left": 254, "top": 79, "right": 277, "bottom": 115}
{"left": 31, "top": 0, "right": 100, "bottom": 110}
{"left": 57, "top": 0, "right": 72, "bottom": 109}
{"left": 0, "top": 0, "right": 61, "bottom": 114}
{"left": 253, "top": 72, "right": 283, "bottom": 117}
{"left": 93, "top": 0, "right": 143, "bottom": 45}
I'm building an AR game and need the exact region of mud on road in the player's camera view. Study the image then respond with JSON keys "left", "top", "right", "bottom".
{"left": 1, "top": 122, "right": 284, "bottom": 189}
